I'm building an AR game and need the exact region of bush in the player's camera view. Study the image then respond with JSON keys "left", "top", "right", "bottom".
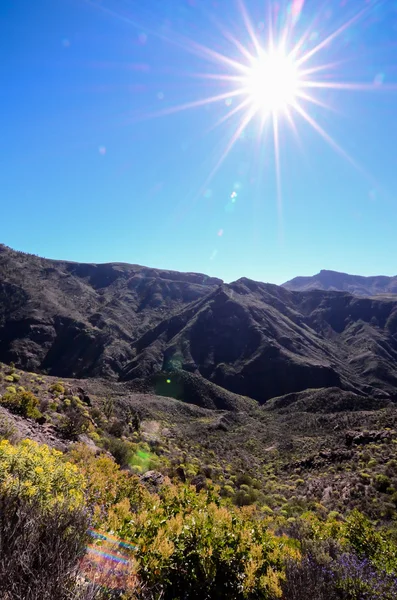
{"left": 281, "top": 554, "right": 339, "bottom": 600}
{"left": 0, "top": 439, "right": 100, "bottom": 599}
{"left": 0, "top": 439, "right": 85, "bottom": 508}
{"left": 374, "top": 474, "right": 391, "bottom": 493}
{"left": 103, "top": 436, "right": 134, "bottom": 467}
{"left": 116, "top": 485, "right": 298, "bottom": 600}
{"left": 58, "top": 405, "right": 90, "bottom": 439}
{"left": 0, "top": 390, "right": 42, "bottom": 420}
{"left": 281, "top": 550, "right": 397, "bottom": 600}
{"left": 0, "top": 413, "right": 18, "bottom": 442}
{"left": 49, "top": 381, "right": 65, "bottom": 395}
{"left": 0, "top": 489, "right": 90, "bottom": 600}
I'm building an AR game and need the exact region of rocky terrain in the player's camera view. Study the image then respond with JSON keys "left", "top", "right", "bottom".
{"left": 2, "top": 244, "right": 397, "bottom": 542}
{"left": 283, "top": 269, "right": 397, "bottom": 296}
{"left": 1, "top": 245, "right": 397, "bottom": 406}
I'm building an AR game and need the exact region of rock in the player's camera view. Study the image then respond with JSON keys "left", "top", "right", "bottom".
{"left": 191, "top": 474, "right": 207, "bottom": 492}
{"left": 140, "top": 470, "right": 165, "bottom": 491}
{"left": 345, "top": 430, "right": 395, "bottom": 447}
{"left": 77, "top": 433, "right": 102, "bottom": 455}
{"left": 176, "top": 466, "right": 186, "bottom": 482}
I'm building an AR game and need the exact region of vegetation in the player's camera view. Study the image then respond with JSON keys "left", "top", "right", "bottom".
{"left": 0, "top": 390, "right": 42, "bottom": 420}
{"left": 1, "top": 362, "right": 397, "bottom": 597}
{"left": 1, "top": 434, "right": 397, "bottom": 598}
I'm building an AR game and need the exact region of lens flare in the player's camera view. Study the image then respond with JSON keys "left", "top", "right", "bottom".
{"left": 80, "top": 530, "right": 138, "bottom": 591}
{"left": 86, "top": 0, "right": 397, "bottom": 225}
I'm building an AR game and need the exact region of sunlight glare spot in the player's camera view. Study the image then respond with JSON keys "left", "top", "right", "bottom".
{"left": 244, "top": 51, "right": 302, "bottom": 116}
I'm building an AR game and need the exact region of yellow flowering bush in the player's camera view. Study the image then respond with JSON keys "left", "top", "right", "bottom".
{"left": 0, "top": 390, "right": 42, "bottom": 419}
{"left": 68, "top": 443, "right": 152, "bottom": 526}
{"left": 97, "top": 481, "right": 297, "bottom": 599}
{"left": 0, "top": 439, "right": 85, "bottom": 508}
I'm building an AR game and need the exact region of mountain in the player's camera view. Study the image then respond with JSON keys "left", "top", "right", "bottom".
{"left": 0, "top": 244, "right": 221, "bottom": 379}
{"left": 2, "top": 244, "right": 397, "bottom": 406}
{"left": 282, "top": 269, "right": 397, "bottom": 296}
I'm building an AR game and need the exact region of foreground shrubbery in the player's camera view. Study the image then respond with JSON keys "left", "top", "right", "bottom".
{"left": 0, "top": 440, "right": 92, "bottom": 599}
{"left": 0, "top": 491, "right": 90, "bottom": 600}
{"left": 1, "top": 438, "right": 397, "bottom": 599}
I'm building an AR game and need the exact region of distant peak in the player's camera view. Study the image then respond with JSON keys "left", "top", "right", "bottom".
{"left": 282, "top": 269, "right": 397, "bottom": 297}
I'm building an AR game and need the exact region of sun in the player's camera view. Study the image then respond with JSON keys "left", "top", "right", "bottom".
{"left": 243, "top": 50, "right": 302, "bottom": 116}
{"left": 91, "top": 0, "right": 397, "bottom": 222}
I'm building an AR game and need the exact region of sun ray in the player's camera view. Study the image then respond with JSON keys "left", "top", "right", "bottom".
{"left": 188, "top": 72, "right": 249, "bottom": 84}
{"left": 183, "top": 37, "right": 250, "bottom": 74}
{"left": 203, "top": 104, "right": 258, "bottom": 185}
{"left": 84, "top": 0, "right": 397, "bottom": 233}
{"left": 174, "top": 104, "right": 258, "bottom": 224}
{"left": 301, "top": 81, "right": 397, "bottom": 91}
{"left": 266, "top": 1, "right": 276, "bottom": 55}
{"left": 272, "top": 110, "right": 283, "bottom": 229}
{"left": 134, "top": 88, "right": 247, "bottom": 122}
{"left": 292, "top": 101, "right": 362, "bottom": 171}
{"left": 299, "top": 59, "right": 351, "bottom": 78}
{"left": 288, "top": 0, "right": 330, "bottom": 59}
{"left": 237, "top": 0, "right": 262, "bottom": 55}
{"left": 205, "top": 12, "right": 256, "bottom": 63}
{"left": 206, "top": 97, "right": 253, "bottom": 134}
{"left": 295, "top": 90, "right": 335, "bottom": 112}
{"left": 283, "top": 106, "right": 306, "bottom": 156}
{"left": 296, "top": 6, "right": 370, "bottom": 67}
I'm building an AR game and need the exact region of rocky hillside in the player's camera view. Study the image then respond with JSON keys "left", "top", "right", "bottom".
{"left": 0, "top": 244, "right": 221, "bottom": 378}
{"left": 2, "top": 245, "right": 397, "bottom": 405}
{"left": 283, "top": 269, "right": 397, "bottom": 296}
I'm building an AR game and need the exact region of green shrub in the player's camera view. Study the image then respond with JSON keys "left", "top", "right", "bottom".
{"left": 49, "top": 381, "right": 65, "bottom": 395}
{"left": 103, "top": 436, "right": 134, "bottom": 468}
{"left": 374, "top": 474, "right": 391, "bottom": 493}
{"left": 0, "top": 391, "right": 42, "bottom": 420}
{"left": 122, "top": 485, "right": 298, "bottom": 599}
{"left": 57, "top": 401, "right": 91, "bottom": 439}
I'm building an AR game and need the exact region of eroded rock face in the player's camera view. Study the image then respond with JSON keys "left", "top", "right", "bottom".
{"left": 0, "top": 406, "right": 69, "bottom": 452}
{"left": 1, "top": 244, "right": 397, "bottom": 406}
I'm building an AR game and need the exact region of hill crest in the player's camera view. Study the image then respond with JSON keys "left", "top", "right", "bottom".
{"left": 282, "top": 269, "right": 397, "bottom": 297}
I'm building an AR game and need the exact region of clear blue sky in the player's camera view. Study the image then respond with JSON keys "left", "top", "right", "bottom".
{"left": 1, "top": 0, "right": 397, "bottom": 284}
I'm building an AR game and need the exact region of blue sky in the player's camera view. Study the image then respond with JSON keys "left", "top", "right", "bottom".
{"left": 1, "top": 0, "right": 397, "bottom": 284}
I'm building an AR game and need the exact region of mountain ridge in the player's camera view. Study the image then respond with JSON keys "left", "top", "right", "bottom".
{"left": 282, "top": 269, "right": 397, "bottom": 296}
{"left": 1, "top": 244, "right": 397, "bottom": 407}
